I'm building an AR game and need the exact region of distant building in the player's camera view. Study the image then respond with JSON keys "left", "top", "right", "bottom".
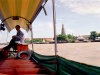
{"left": 82, "top": 35, "right": 90, "bottom": 41}
{"left": 25, "top": 38, "right": 30, "bottom": 41}
{"left": 44, "top": 38, "right": 53, "bottom": 42}
{"left": 61, "top": 24, "right": 66, "bottom": 35}
{"left": 33, "top": 38, "right": 53, "bottom": 42}
{"left": 76, "top": 35, "right": 90, "bottom": 42}
{"left": 95, "top": 37, "right": 100, "bottom": 41}
{"left": 77, "top": 36, "right": 84, "bottom": 41}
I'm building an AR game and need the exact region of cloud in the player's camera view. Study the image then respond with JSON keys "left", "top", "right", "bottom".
{"left": 46, "top": 0, "right": 52, "bottom": 7}
{"left": 32, "top": 21, "right": 54, "bottom": 38}
{"left": 0, "top": 30, "right": 8, "bottom": 43}
{"left": 32, "top": 21, "right": 53, "bottom": 31}
{"left": 57, "top": 18, "right": 76, "bottom": 23}
{"left": 46, "top": 0, "right": 61, "bottom": 7}
{"left": 58, "top": 0, "right": 100, "bottom": 14}
{"left": 66, "top": 28, "right": 73, "bottom": 34}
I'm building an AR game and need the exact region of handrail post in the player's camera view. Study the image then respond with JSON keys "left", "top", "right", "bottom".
{"left": 29, "top": 24, "right": 34, "bottom": 55}
{"left": 52, "top": 0, "right": 58, "bottom": 74}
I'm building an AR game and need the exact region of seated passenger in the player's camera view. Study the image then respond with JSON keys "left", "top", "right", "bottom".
{"left": 0, "top": 25, "right": 24, "bottom": 51}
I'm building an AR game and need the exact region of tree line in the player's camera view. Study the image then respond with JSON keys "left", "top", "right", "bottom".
{"left": 89, "top": 31, "right": 100, "bottom": 41}
{"left": 57, "top": 34, "right": 75, "bottom": 43}
{"left": 24, "top": 31, "right": 100, "bottom": 44}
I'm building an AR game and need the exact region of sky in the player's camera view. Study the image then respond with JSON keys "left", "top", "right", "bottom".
{"left": 1, "top": 0, "right": 100, "bottom": 43}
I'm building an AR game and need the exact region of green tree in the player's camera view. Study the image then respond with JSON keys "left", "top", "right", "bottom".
{"left": 67, "top": 34, "right": 75, "bottom": 42}
{"left": 57, "top": 34, "right": 68, "bottom": 42}
{"left": 97, "top": 33, "right": 100, "bottom": 37}
{"left": 89, "top": 31, "right": 97, "bottom": 41}
{"left": 30, "top": 39, "right": 47, "bottom": 44}
{"left": 24, "top": 39, "right": 30, "bottom": 43}
{"left": 57, "top": 34, "right": 75, "bottom": 43}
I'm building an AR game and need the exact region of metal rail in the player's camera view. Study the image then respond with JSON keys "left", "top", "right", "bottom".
{"left": 52, "top": 0, "right": 58, "bottom": 74}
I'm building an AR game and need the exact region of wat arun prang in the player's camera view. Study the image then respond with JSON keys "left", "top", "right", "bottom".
{"left": 61, "top": 24, "right": 66, "bottom": 35}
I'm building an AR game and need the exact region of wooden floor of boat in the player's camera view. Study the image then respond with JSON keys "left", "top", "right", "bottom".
{"left": 0, "top": 58, "right": 53, "bottom": 75}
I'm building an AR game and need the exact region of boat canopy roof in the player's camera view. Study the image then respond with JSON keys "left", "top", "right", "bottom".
{"left": 0, "top": 0, "right": 47, "bottom": 31}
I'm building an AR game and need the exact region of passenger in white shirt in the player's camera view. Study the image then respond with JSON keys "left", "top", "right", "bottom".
{"left": 0, "top": 25, "right": 24, "bottom": 51}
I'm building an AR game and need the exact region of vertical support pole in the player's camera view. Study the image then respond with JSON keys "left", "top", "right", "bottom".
{"left": 52, "top": 0, "right": 58, "bottom": 74}
{"left": 29, "top": 24, "right": 34, "bottom": 54}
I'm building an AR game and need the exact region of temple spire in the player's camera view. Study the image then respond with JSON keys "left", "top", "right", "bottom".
{"left": 61, "top": 24, "right": 66, "bottom": 35}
